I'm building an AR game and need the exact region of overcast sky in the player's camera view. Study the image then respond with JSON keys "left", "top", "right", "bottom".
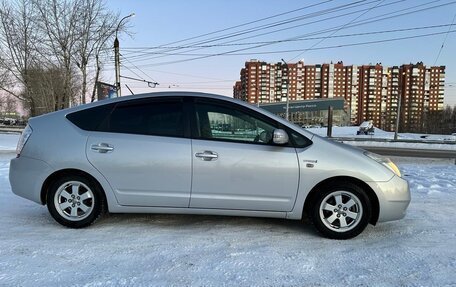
{"left": 105, "top": 0, "right": 456, "bottom": 106}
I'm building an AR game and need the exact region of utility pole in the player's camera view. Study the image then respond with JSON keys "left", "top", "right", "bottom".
{"left": 281, "top": 59, "right": 290, "bottom": 121}
{"left": 393, "top": 92, "right": 401, "bottom": 140}
{"left": 114, "top": 37, "right": 120, "bottom": 96}
{"left": 114, "top": 13, "right": 135, "bottom": 97}
{"left": 327, "top": 106, "right": 333, "bottom": 137}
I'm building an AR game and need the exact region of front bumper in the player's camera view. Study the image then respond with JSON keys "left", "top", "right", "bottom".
{"left": 367, "top": 175, "right": 411, "bottom": 223}
{"left": 9, "top": 156, "right": 53, "bottom": 204}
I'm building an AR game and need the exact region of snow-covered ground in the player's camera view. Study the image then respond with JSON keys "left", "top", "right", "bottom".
{"left": 307, "top": 126, "right": 456, "bottom": 151}
{"left": 0, "top": 133, "right": 18, "bottom": 152}
{"left": 1, "top": 134, "right": 456, "bottom": 286}
{"left": 307, "top": 126, "right": 456, "bottom": 142}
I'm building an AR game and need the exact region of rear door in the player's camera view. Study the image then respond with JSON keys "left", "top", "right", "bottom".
{"left": 86, "top": 97, "right": 192, "bottom": 207}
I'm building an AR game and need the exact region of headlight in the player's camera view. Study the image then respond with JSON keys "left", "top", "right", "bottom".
{"left": 364, "top": 151, "right": 402, "bottom": 177}
{"left": 16, "top": 124, "right": 33, "bottom": 157}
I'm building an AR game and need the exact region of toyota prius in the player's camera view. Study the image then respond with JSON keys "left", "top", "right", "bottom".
{"left": 9, "top": 92, "right": 410, "bottom": 239}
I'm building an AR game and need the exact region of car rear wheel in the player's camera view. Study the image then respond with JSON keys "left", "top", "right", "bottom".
{"left": 311, "top": 183, "right": 371, "bottom": 239}
{"left": 47, "top": 175, "right": 104, "bottom": 228}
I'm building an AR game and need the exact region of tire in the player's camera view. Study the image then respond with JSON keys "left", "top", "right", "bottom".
{"left": 46, "top": 175, "right": 104, "bottom": 228}
{"left": 310, "top": 183, "right": 371, "bottom": 239}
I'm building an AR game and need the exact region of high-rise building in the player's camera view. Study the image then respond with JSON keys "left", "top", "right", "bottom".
{"left": 234, "top": 60, "right": 446, "bottom": 132}
{"left": 356, "top": 64, "right": 383, "bottom": 127}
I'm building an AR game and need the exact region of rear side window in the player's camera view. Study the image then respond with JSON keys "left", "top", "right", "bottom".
{"left": 67, "top": 103, "right": 114, "bottom": 131}
{"left": 101, "top": 99, "right": 184, "bottom": 137}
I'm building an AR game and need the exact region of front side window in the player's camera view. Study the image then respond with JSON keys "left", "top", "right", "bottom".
{"left": 101, "top": 99, "right": 184, "bottom": 137}
{"left": 195, "top": 102, "right": 277, "bottom": 144}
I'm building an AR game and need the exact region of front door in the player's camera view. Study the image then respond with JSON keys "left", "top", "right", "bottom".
{"left": 190, "top": 99, "right": 299, "bottom": 212}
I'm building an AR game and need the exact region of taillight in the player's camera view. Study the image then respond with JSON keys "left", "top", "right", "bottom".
{"left": 16, "top": 124, "right": 33, "bottom": 157}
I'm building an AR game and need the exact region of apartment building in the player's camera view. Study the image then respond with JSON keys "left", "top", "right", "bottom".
{"left": 234, "top": 60, "right": 446, "bottom": 131}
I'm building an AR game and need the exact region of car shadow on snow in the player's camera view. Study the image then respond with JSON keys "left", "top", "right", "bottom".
{"left": 5, "top": 199, "right": 399, "bottom": 241}
{"left": 95, "top": 212, "right": 319, "bottom": 237}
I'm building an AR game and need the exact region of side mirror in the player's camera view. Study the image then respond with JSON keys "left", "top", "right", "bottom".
{"left": 273, "top": 129, "right": 289, "bottom": 145}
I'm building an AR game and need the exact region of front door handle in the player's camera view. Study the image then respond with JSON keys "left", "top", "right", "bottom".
{"left": 195, "top": 151, "right": 218, "bottom": 161}
{"left": 91, "top": 143, "right": 114, "bottom": 153}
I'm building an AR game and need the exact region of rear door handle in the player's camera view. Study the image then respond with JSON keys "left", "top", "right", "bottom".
{"left": 91, "top": 143, "right": 114, "bottom": 153}
{"left": 195, "top": 151, "right": 218, "bottom": 161}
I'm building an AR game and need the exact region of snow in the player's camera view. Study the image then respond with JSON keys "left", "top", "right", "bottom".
{"left": 1, "top": 133, "right": 456, "bottom": 286}
{"left": 306, "top": 126, "right": 456, "bottom": 151}
{"left": 0, "top": 133, "right": 18, "bottom": 152}
{"left": 342, "top": 140, "right": 456, "bottom": 151}
{"left": 306, "top": 126, "right": 456, "bottom": 141}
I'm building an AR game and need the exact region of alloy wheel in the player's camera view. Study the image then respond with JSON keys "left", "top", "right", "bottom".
{"left": 319, "top": 191, "right": 363, "bottom": 233}
{"left": 53, "top": 181, "right": 94, "bottom": 221}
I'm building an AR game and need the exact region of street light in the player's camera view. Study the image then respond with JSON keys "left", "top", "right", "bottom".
{"left": 114, "top": 13, "right": 135, "bottom": 97}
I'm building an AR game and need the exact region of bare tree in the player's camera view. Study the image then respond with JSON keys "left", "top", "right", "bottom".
{"left": 0, "top": 0, "right": 128, "bottom": 116}
{"left": 0, "top": 93, "right": 18, "bottom": 115}
{"left": 35, "top": 0, "right": 80, "bottom": 110}
{"left": 0, "top": 0, "right": 40, "bottom": 115}
{"left": 422, "top": 105, "right": 456, "bottom": 134}
{"left": 73, "top": 0, "right": 120, "bottom": 104}
{"left": 20, "top": 67, "right": 68, "bottom": 114}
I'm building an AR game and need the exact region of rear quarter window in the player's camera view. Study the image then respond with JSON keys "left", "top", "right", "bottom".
{"left": 66, "top": 103, "right": 114, "bottom": 131}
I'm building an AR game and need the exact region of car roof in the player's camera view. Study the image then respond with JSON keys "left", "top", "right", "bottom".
{"left": 64, "top": 91, "right": 246, "bottom": 112}
{"left": 93, "top": 91, "right": 235, "bottom": 104}
{"left": 34, "top": 91, "right": 316, "bottom": 140}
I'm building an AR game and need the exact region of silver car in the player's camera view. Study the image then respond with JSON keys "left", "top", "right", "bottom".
{"left": 9, "top": 92, "right": 410, "bottom": 239}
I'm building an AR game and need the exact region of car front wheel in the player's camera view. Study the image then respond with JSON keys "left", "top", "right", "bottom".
{"left": 46, "top": 175, "right": 104, "bottom": 228}
{"left": 311, "top": 183, "right": 371, "bottom": 239}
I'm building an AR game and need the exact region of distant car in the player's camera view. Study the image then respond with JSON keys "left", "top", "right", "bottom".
{"left": 9, "top": 92, "right": 410, "bottom": 239}
{"left": 2, "top": 118, "right": 17, "bottom": 125}
{"left": 357, "top": 120, "right": 374, "bottom": 135}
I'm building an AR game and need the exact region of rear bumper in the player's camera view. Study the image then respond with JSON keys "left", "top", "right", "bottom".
{"left": 9, "top": 156, "right": 53, "bottom": 204}
{"left": 367, "top": 175, "right": 411, "bottom": 223}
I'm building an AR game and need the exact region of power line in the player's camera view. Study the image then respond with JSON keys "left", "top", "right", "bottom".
{"left": 108, "top": 60, "right": 238, "bottom": 81}
{"left": 205, "top": 0, "right": 433, "bottom": 51}
{"left": 121, "top": 65, "right": 159, "bottom": 87}
{"left": 122, "top": 85, "right": 233, "bottom": 90}
{"left": 135, "top": 0, "right": 367, "bottom": 56}
{"left": 120, "top": 75, "right": 159, "bottom": 88}
{"left": 214, "top": 0, "right": 413, "bottom": 46}
{"left": 125, "top": 0, "right": 384, "bottom": 61}
{"left": 124, "top": 0, "right": 446, "bottom": 63}
{"left": 159, "top": 80, "right": 236, "bottom": 84}
{"left": 121, "top": 53, "right": 158, "bottom": 83}
{"left": 433, "top": 13, "right": 456, "bottom": 65}
{"left": 152, "top": 0, "right": 336, "bottom": 48}
{"left": 121, "top": 0, "right": 341, "bottom": 60}
{"left": 138, "top": 69, "right": 235, "bottom": 81}
{"left": 119, "top": 53, "right": 161, "bottom": 89}
{"left": 288, "top": 0, "right": 387, "bottom": 61}
{"left": 122, "top": 1, "right": 391, "bottom": 62}
{"left": 106, "top": 0, "right": 456, "bottom": 73}
{"left": 126, "top": 30, "right": 456, "bottom": 62}
{"left": 118, "top": 24, "right": 453, "bottom": 52}
{"left": 122, "top": 64, "right": 148, "bottom": 82}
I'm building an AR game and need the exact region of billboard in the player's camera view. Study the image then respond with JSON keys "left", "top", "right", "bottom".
{"left": 96, "top": 82, "right": 117, "bottom": 100}
{"left": 259, "top": 98, "right": 345, "bottom": 114}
